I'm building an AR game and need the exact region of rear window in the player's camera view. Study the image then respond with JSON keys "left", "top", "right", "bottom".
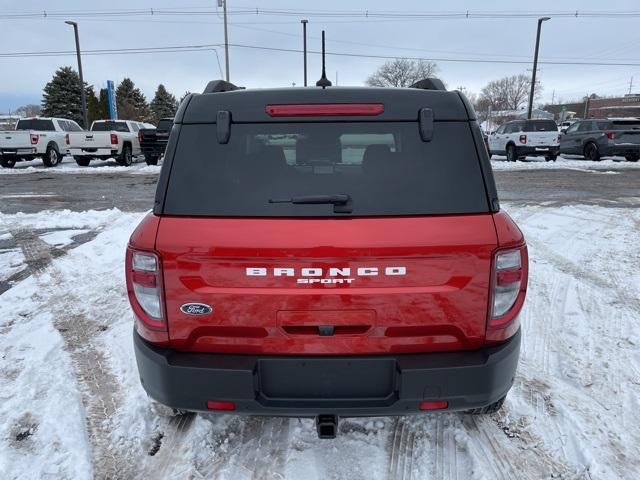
{"left": 91, "top": 121, "right": 129, "bottom": 132}
{"left": 163, "top": 122, "right": 489, "bottom": 217}
{"left": 157, "top": 119, "right": 173, "bottom": 132}
{"left": 525, "top": 120, "right": 558, "bottom": 132}
{"left": 611, "top": 120, "right": 640, "bottom": 130}
{"left": 15, "top": 119, "right": 55, "bottom": 131}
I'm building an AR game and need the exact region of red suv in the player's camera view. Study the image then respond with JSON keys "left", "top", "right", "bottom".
{"left": 126, "top": 79, "right": 528, "bottom": 438}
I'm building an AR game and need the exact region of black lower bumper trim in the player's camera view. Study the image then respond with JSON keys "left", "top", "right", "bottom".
{"left": 515, "top": 146, "right": 559, "bottom": 156}
{"left": 134, "top": 329, "right": 521, "bottom": 416}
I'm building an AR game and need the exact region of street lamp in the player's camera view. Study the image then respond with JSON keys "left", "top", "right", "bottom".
{"left": 528, "top": 17, "right": 550, "bottom": 119}
{"left": 65, "top": 21, "right": 88, "bottom": 128}
{"left": 301, "top": 19, "right": 308, "bottom": 86}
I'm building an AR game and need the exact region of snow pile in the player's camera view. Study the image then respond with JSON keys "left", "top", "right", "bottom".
{"left": 0, "top": 157, "right": 162, "bottom": 175}
{"left": 0, "top": 205, "right": 639, "bottom": 479}
{"left": 491, "top": 155, "right": 640, "bottom": 170}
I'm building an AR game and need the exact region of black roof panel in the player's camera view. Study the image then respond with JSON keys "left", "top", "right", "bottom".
{"left": 180, "top": 86, "right": 471, "bottom": 123}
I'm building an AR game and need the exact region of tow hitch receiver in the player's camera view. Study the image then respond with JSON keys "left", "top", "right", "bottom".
{"left": 316, "top": 414, "right": 338, "bottom": 439}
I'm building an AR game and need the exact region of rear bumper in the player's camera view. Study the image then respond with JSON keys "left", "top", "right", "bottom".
{"left": 1, "top": 147, "right": 37, "bottom": 156}
{"left": 607, "top": 144, "right": 640, "bottom": 157}
{"left": 134, "top": 329, "right": 521, "bottom": 417}
{"left": 69, "top": 147, "right": 117, "bottom": 156}
{"left": 141, "top": 143, "right": 167, "bottom": 156}
{"left": 515, "top": 145, "right": 559, "bottom": 156}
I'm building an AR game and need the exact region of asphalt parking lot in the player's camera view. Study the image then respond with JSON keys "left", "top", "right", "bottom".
{"left": 1, "top": 161, "right": 639, "bottom": 214}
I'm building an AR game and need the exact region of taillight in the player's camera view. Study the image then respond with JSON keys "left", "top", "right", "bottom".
{"left": 65, "top": 133, "right": 70, "bottom": 145}
{"left": 110, "top": 133, "right": 118, "bottom": 145}
{"left": 419, "top": 400, "right": 448, "bottom": 411}
{"left": 266, "top": 103, "right": 384, "bottom": 117}
{"left": 519, "top": 134, "right": 527, "bottom": 144}
{"left": 557, "top": 134, "right": 562, "bottom": 143}
{"left": 487, "top": 245, "right": 528, "bottom": 343}
{"left": 606, "top": 131, "right": 616, "bottom": 140}
{"left": 206, "top": 400, "right": 236, "bottom": 411}
{"left": 138, "top": 131, "right": 143, "bottom": 143}
{"left": 126, "top": 248, "right": 166, "bottom": 335}
{"left": 30, "top": 133, "right": 39, "bottom": 145}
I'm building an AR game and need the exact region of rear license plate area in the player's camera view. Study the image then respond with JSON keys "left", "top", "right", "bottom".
{"left": 257, "top": 358, "right": 396, "bottom": 400}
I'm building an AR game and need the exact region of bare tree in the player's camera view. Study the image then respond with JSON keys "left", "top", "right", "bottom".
{"left": 478, "top": 74, "right": 541, "bottom": 111}
{"left": 14, "top": 104, "right": 41, "bottom": 117}
{"left": 366, "top": 58, "right": 440, "bottom": 87}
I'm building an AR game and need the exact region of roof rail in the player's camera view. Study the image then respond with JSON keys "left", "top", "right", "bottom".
{"left": 202, "top": 80, "right": 244, "bottom": 94}
{"left": 409, "top": 78, "right": 447, "bottom": 91}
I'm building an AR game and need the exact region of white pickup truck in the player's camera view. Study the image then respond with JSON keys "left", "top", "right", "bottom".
{"left": 0, "top": 117, "right": 83, "bottom": 168}
{"left": 68, "top": 119, "right": 154, "bottom": 167}
{"left": 487, "top": 119, "right": 561, "bottom": 162}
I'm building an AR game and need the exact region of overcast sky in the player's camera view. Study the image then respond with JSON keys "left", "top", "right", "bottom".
{"left": 2, "top": 0, "right": 640, "bottom": 112}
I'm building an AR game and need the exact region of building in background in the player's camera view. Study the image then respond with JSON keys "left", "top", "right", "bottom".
{"left": 0, "top": 114, "right": 20, "bottom": 130}
{"left": 545, "top": 94, "right": 640, "bottom": 120}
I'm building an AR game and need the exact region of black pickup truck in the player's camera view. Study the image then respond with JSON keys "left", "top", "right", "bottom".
{"left": 139, "top": 117, "right": 173, "bottom": 165}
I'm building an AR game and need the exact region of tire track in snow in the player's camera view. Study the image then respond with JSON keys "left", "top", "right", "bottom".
{"left": 197, "top": 416, "right": 291, "bottom": 479}
{"left": 387, "top": 417, "right": 416, "bottom": 480}
{"left": 140, "top": 412, "right": 197, "bottom": 479}
{"left": 17, "top": 232, "right": 136, "bottom": 479}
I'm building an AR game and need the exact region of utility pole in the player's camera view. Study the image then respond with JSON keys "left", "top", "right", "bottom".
{"left": 551, "top": 89, "right": 555, "bottom": 105}
{"left": 301, "top": 19, "right": 308, "bottom": 86}
{"left": 220, "top": 0, "right": 230, "bottom": 81}
{"left": 65, "top": 21, "right": 88, "bottom": 129}
{"left": 629, "top": 76, "right": 634, "bottom": 95}
{"left": 528, "top": 16, "right": 550, "bottom": 119}
{"left": 584, "top": 94, "right": 590, "bottom": 118}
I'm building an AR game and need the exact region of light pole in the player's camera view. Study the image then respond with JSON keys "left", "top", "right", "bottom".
{"left": 528, "top": 16, "right": 550, "bottom": 119}
{"left": 220, "top": 0, "right": 230, "bottom": 81}
{"left": 301, "top": 19, "right": 308, "bottom": 86}
{"left": 65, "top": 21, "right": 88, "bottom": 128}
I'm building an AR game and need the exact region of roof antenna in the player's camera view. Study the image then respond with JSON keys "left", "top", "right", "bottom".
{"left": 316, "top": 30, "right": 332, "bottom": 89}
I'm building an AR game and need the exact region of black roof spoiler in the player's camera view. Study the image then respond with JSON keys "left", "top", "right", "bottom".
{"left": 409, "top": 78, "right": 447, "bottom": 91}
{"left": 203, "top": 80, "right": 244, "bottom": 94}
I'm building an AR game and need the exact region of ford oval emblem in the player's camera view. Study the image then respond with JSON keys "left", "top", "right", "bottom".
{"left": 180, "top": 303, "right": 213, "bottom": 315}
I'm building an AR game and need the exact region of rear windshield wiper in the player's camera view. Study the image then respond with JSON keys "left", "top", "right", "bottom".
{"left": 269, "top": 194, "right": 352, "bottom": 213}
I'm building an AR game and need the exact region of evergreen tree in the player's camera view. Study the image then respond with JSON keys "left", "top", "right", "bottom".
{"left": 41, "top": 66, "right": 92, "bottom": 127}
{"left": 150, "top": 84, "right": 178, "bottom": 123}
{"left": 87, "top": 89, "right": 100, "bottom": 126}
{"left": 115, "top": 78, "right": 149, "bottom": 121}
{"left": 97, "top": 88, "right": 110, "bottom": 119}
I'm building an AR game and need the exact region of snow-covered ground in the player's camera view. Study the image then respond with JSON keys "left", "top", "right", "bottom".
{"left": 490, "top": 155, "right": 640, "bottom": 171}
{"left": 1, "top": 205, "right": 639, "bottom": 479}
{"left": 0, "top": 156, "right": 161, "bottom": 175}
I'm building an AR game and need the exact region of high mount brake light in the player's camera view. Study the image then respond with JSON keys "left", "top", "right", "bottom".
{"left": 126, "top": 249, "right": 165, "bottom": 331}
{"left": 487, "top": 245, "right": 528, "bottom": 343}
{"left": 265, "top": 103, "right": 384, "bottom": 117}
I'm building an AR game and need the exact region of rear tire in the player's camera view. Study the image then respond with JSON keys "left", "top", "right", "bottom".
{"left": 506, "top": 144, "right": 517, "bottom": 162}
{"left": 118, "top": 144, "right": 133, "bottom": 166}
{"left": 74, "top": 156, "right": 91, "bottom": 167}
{"left": 545, "top": 153, "right": 557, "bottom": 162}
{"left": 465, "top": 396, "right": 506, "bottom": 415}
{"left": 584, "top": 142, "right": 601, "bottom": 161}
{"left": 145, "top": 154, "right": 159, "bottom": 166}
{"left": 625, "top": 154, "right": 639, "bottom": 162}
{"left": 0, "top": 156, "right": 16, "bottom": 168}
{"left": 42, "top": 144, "right": 61, "bottom": 167}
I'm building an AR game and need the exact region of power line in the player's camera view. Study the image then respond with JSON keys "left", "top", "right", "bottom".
{"left": 4, "top": 7, "right": 640, "bottom": 20}
{"left": 4, "top": 42, "right": 640, "bottom": 68}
